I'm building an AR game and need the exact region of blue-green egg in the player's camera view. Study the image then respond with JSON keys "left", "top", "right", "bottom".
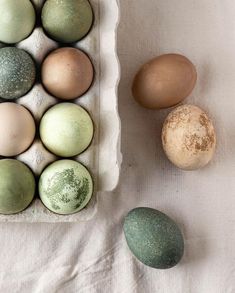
{"left": 0, "top": 47, "right": 36, "bottom": 99}
{"left": 124, "top": 207, "right": 184, "bottom": 269}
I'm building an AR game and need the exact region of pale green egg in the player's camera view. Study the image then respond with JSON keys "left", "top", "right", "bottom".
{"left": 0, "top": 0, "right": 36, "bottom": 44}
{"left": 40, "top": 103, "right": 94, "bottom": 157}
{"left": 39, "top": 160, "right": 93, "bottom": 215}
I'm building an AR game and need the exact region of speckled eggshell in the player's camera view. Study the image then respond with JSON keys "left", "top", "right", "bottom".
{"left": 40, "top": 103, "right": 94, "bottom": 157}
{"left": 0, "top": 0, "right": 36, "bottom": 44}
{"left": 0, "top": 103, "right": 36, "bottom": 157}
{"left": 123, "top": 207, "right": 184, "bottom": 269}
{"left": 162, "top": 105, "right": 216, "bottom": 170}
{"left": 0, "top": 47, "right": 36, "bottom": 99}
{"left": 41, "top": 47, "right": 94, "bottom": 100}
{"left": 41, "top": 0, "right": 93, "bottom": 43}
{"left": 0, "top": 159, "right": 35, "bottom": 215}
{"left": 39, "top": 160, "right": 93, "bottom": 215}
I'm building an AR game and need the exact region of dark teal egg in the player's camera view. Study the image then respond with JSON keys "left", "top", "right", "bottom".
{"left": 0, "top": 47, "right": 36, "bottom": 99}
{"left": 123, "top": 207, "right": 184, "bottom": 269}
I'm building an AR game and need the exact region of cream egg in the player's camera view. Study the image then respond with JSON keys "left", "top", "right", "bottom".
{"left": 162, "top": 105, "right": 216, "bottom": 170}
{"left": 0, "top": 103, "right": 36, "bottom": 157}
{"left": 132, "top": 54, "right": 197, "bottom": 109}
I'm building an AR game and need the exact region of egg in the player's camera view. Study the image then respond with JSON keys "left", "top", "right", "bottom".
{"left": 39, "top": 160, "right": 93, "bottom": 215}
{"left": 0, "top": 159, "right": 35, "bottom": 214}
{"left": 0, "top": 0, "right": 36, "bottom": 44}
{"left": 0, "top": 47, "right": 36, "bottom": 99}
{"left": 41, "top": 0, "right": 93, "bottom": 43}
{"left": 124, "top": 207, "right": 184, "bottom": 269}
{"left": 132, "top": 54, "right": 197, "bottom": 109}
{"left": 162, "top": 105, "right": 216, "bottom": 170}
{"left": 0, "top": 103, "right": 36, "bottom": 157}
{"left": 40, "top": 103, "right": 94, "bottom": 157}
{"left": 41, "top": 47, "right": 94, "bottom": 100}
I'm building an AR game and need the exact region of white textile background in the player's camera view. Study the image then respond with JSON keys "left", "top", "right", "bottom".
{"left": 0, "top": 0, "right": 235, "bottom": 292}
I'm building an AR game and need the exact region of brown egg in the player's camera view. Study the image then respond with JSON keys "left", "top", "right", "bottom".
{"left": 41, "top": 47, "right": 94, "bottom": 100}
{"left": 132, "top": 54, "right": 197, "bottom": 109}
{"left": 0, "top": 103, "right": 36, "bottom": 157}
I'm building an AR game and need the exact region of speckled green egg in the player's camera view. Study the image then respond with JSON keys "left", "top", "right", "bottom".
{"left": 0, "top": 47, "right": 36, "bottom": 99}
{"left": 0, "top": 159, "right": 35, "bottom": 214}
{"left": 39, "top": 160, "right": 93, "bottom": 215}
{"left": 41, "top": 0, "right": 93, "bottom": 43}
{"left": 0, "top": 0, "right": 36, "bottom": 44}
{"left": 124, "top": 207, "right": 184, "bottom": 269}
{"left": 40, "top": 103, "right": 94, "bottom": 157}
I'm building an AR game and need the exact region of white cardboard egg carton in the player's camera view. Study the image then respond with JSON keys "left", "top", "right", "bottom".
{"left": 0, "top": 0, "right": 121, "bottom": 222}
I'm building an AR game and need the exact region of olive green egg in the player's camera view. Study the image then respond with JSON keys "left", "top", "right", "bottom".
{"left": 123, "top": 207, "right": 184, "bottom": 269}
{"left": 0, "top": 0, "right": 36, "bottom": 44}
{"left": 39, "top": 160, "right": 93, "bottom": 215}
{"left": 0, "top": 159, "right": 35, "bottom": 214}
{"left": 41, "top": 0, "right": 93, "bottom": 43}
{"left": 0, "top": 47, "right": 36, "bottom": 99}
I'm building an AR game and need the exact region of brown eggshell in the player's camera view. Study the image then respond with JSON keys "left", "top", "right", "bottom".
{"left": 132, "top": 54, "right": 197, "bottom": 109}
{"left": 41, "top": 47, "right": 94, "bottom": 100}
{"left": 0, "top": 103, "right": 36, "bottom": 157}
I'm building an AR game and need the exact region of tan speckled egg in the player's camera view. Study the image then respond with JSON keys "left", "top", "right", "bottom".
{"left": 132, "top": 54, "right": 197, "bottom": 109}
{"left": 0, "top": 103, "right": 36, "bottom": 157}
{"left": 162, "top": 105, "right": 216, "bottom": 170}
{"left": 41, "top": 47, "right": 94, "bottom": 100}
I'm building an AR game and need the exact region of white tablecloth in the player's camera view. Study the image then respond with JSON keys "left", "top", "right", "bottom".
{"left": 1, "top": 1, "right": 235, "bottom": 292}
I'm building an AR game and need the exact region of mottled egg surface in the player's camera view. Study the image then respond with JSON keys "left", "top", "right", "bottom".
{"left": 124, "top": 207, "right": 184, "bottom": 269}
{"left": 39, "top": 160, "right": 93, "bottom": 215}
{"left": 162, "top": 105, "right": 216, "bottom": 170}
{"left": 0, "top": 47, "right": 36, "bottom": 99}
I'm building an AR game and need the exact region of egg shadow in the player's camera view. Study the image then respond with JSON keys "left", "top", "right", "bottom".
{"left": 197, "top": 61, "right": 213, "bottom": 97}
{"left": 164, "top": 209, "right": 210, "bottom": 267}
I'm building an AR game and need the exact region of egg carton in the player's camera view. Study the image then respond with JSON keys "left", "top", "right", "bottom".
{"left": 0, "top": 0, "right": 121, "bottom": 222}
